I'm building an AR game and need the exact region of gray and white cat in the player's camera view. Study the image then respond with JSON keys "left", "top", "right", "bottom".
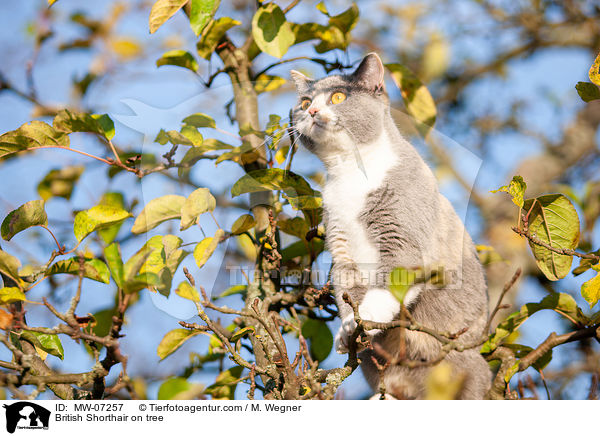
{"left": 290, "top": 53, "right": 491, "bottom": 399}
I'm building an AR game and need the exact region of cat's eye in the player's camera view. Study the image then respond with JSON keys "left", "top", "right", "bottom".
{"left": 300, "top": 99, "right": 311, "bottom": 111}
{"left": 331, "top": 92, "right": 346, "bottom": 104}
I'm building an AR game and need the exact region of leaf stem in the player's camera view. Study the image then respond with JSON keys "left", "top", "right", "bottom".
{"left": 39, "top": 225, "right": 64, "bottom": 253}
{"left": 512, "top": 226, "right": 600, "bottom": 261}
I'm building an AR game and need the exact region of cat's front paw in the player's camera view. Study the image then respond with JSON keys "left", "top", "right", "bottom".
{"left": 335, "top": 313, "right": 357, "bottom": 354}
{"left": 358, "top": 289, "right": 401, "bottom": 338}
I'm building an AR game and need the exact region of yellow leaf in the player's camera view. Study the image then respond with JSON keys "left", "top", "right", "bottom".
{"left": 275, "top": 146, "right": 288, "bottom": 165}
{"left": 193, "top": 229, "right": 224, "bottom": 268}
{"left": 0, "top": 287, "right": 26, "bottom": 305}
{"left": 149, "top": 0, "right": 188, "bottom": 34}
{"left": 34, "top": 345, "right": 48, "bottom": 361}
{"left": 237, "top": 234, "right": 257, "bottom": 261}
{"left": 110, "top": 38, "right": 142, "bottom": 60}
{"left": 422, "top": 32, "right": 449, "bottom": 81}
{"left": 175, "top": 281, "right": 200, "bottom": 302}
{"left": 386, "top": 63, "right": 436, "bottom": 136}
{"left": 425, "top": 362, "right": 464, "bottom": 400}
{"left": 582, "top": 271, "right": 600, "bottom": 308}
{"left": 589, "top": 51, "right": 600, "bottom": 86}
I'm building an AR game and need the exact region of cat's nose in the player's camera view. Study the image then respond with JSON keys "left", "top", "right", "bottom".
{"left": 308, "top": 107, "right": 319, "bottom": 117}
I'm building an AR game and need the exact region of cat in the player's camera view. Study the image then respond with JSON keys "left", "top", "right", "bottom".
{"left": 289, "top": 53, "right": 492, "bottom": 399}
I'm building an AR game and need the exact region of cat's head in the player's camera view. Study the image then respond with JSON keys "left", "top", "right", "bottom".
{"left": 290, "top": 53, "right": 389, "bottom": 160}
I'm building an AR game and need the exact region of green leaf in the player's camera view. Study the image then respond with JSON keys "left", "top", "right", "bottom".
{"left": 53, "top": 109, "right": 115, "bottom": 140}
{"left": 386, "top": 63, "right": 437, "bottom": 136}
{"left": 196, "top": 17, "right": 240, "bottom": 59}
{"left": 314, "top": 4, "right": 358, "bottom": 52}
{"left": 104, "top": 243, "right": 124, "bottom": 289}
{"left": 180, "top": 188, "right": 216, "bottom": 231}
{"left": 94, "top": 114, "right": 116, "bottom": 140}
{"left": 252, "top": 3, "right": 295, "bottom": 59}
{"left": 84, "top": 308, "right": 117, "bottom": 338}
{"left": 179, "top": 125, "right": 204, "bottom": 146}
{"left": 281, "top": 239, "right": 325, "bottom": 263}
{"left": 505, "top": 343, "right": 552, "bottom": 372}
{"left": 124, "top": 235, "right": 187, "bottom": 296}
{"left": 123, "top": 243, "right": 153, "bottom": 283}
{"left": 46, "top": 257, "right": 110, "bottom": 284}
{"left": 315, "top": 1, "right": 329, "bottom": 15}
{"left": 131, "top": 194, "right": 186, "bottom": 234}
{"left": 1, "top": 200, "right": 48, "bottom": 241}
{"left": 0, "top": 287, "right": 26, "bottom": 305}
{"left": 157, "top": 328, "right": 202, "bottom": 360}
{"left": 522, "top": 194, "right": 580, "bottom": 281}
{"left": 286, "top": 194, "right": 322, "bottom": 211}
{"left": 490, "top": 175, "right": 527, "bottom": 208}
{"left": 301, "top": 318, "right": 333, "bottom": 362}
{"left": 291, "top": 22, "right": 328, "bottom": 45}
{"left": 230, "top": 214, "right": 256, "bottom": 235}
{"left": 254, "top": 74, "right": 286, "bottom": 94}
{"left": 193, "top": 229, "right": 224, "bottom": 269}
{"left": 230, "top": 326, "right": 254, "bottom": 342}
{"left": 175, "top": 281, "right": 200, "bottom": 302}
{"left": 182, "top": 137, "right": 231, "bottom": 153}
{"left": 21, "top": 331, "right": 64, "bottom": 360}
{"left": 208, "top": 333, "right": 225, "bottom": 354}
{"left": 328, "top": 3, "right": 359, "bottom": 34}
{"left": 156, "top": 50, "right": 199, "bottom": 73}
{"left": 278, "top": 217, "right": 309, "bottom": 239}
{"left": 572, "top": 256, "right": 599, "bottom": 276}
{"left": 476, "top": 244, "right": 506, "bottom": 266}
{"left": 0, "top": 250, "right": 23, "bottom": 288}
{"left": 205, "top": 366, "right": 243, "bottom": 399}
{"left": 290, "top": 23, "right": 345, "bottom": 55}
{"left": 231, "top": 168, "right": 315, "bottom": 198}
{"left": 0, "top": 121, "right": 70, "bottom": 159}
{"left": 214, "top": 284, "right": 247, "bottom": 299}
{"left": 182, "top": 113, "right": 216, "bottom": 129}
{"left": 73, "top": 205, "right": 131, "bottom": 242}
{"left": 481, "top": 293, "right": 589, "bottom": 354}
{"left": 588, "top": 51, "right": 600, "bottom": 86}
{"left": 389, "top": 267, "right": 418, "bottom": 304}
{"left": 18, "top": 264, "right": 46, "bottom": 283}
{"left": 155, "top": 129, "right": 194, "bottom": 146}
{"left": 97, "top": 192, "right": 127, "bottom": 244}
{"left": 575, "top": 81, "right": 600, "bottom": 103}
{"left": 37, "top": 165, "right": 85, "bottom": 201}
{"left": 265, "top": 114, "right": 287, "bottom": 150}
{"left": 157, "top": 377, "right": 191, "bottom": 400}
{"left": 581, "top": 271, "right": 600, "bottom": 308}
{"left": 122, "top": 273, "right": 160, "bottom": 294}
{"left": 149, "top": 0, "right": 189, "bottom": 34}
{"left": 190, "top": 0, "right": 220, "bottom": 36}
{"left": 215, "top": 141, "right": 261, "bottom": 165}
{"left": 178, "top": 139, "right": 233, "bottom": 177}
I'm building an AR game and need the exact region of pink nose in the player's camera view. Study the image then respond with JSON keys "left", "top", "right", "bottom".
{"left": 308, "top": 107, "right": 319, "bottom": 116}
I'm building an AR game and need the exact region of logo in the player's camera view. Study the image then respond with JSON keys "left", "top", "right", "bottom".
{"left": 3, "top": 402, "right": 50, "bottom": 433}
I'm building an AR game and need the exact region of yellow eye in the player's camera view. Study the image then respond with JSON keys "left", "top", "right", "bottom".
{"left": 301, "top": 99, "right": 311, "bottom": 111}
{"left": 331, "top": 92, "right": 346, "bottom": 104}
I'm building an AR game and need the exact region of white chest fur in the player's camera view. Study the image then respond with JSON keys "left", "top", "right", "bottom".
{"left": 323, "top": 134, "right": 398, "bottom": 273}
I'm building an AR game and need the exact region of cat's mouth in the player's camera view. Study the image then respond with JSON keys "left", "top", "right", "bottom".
{"left": 310, "top": 119, "right": 328, "bottom": 130}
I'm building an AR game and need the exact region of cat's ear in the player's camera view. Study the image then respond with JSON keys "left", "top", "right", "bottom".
{"left": 290, "top": 70, "right": 313, "bottom": 94}
{"left": 352, "top": 53, "right": 385, "bottom": 92}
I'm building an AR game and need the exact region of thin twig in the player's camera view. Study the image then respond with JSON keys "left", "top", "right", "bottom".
{"left": 484, "top": 268, "right": 522, "bottom": 335}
